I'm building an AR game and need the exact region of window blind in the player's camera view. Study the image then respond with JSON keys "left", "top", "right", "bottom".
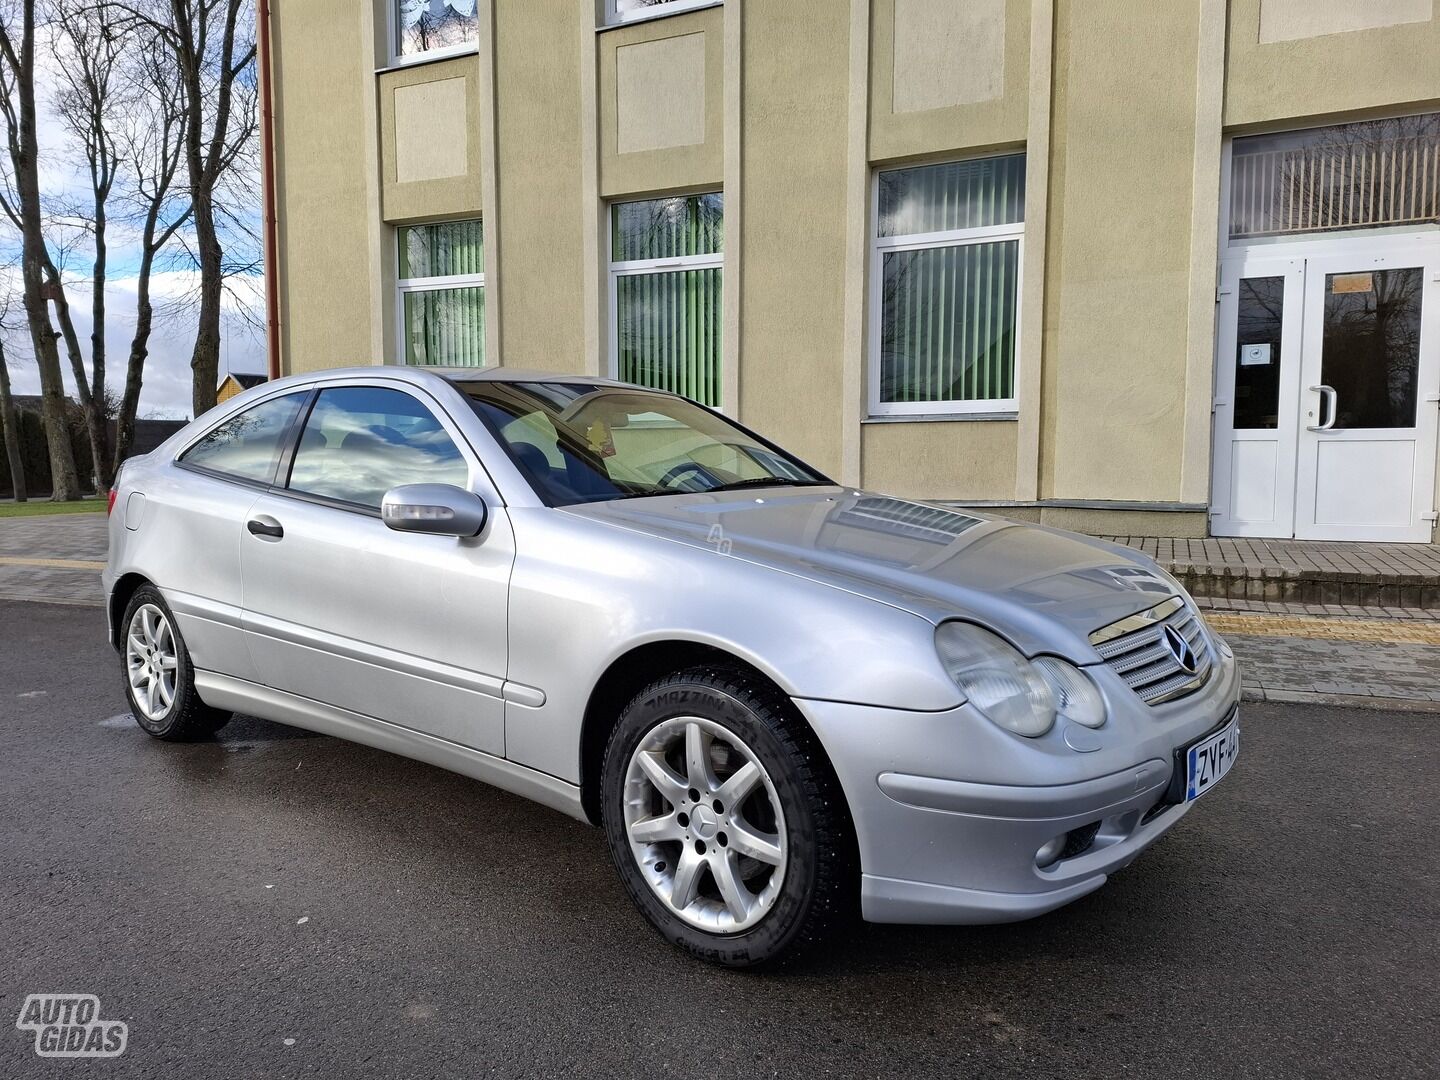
{"left": 612, "top": 194, "right": 724, "bottom": 407}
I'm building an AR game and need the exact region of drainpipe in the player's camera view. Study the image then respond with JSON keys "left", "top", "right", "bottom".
{"left": 257, "top": 0, "right": 282, "bottom": 382}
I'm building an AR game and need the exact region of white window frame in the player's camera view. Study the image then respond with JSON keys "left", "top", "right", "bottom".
{"left": 387, "top": 0, "right": 480, "bottom": 68}
{"left": 867, "top": 161, "right": 1025, "bottom": 418}
{"left": 396, "top": 222, "right": 486, "bottom": 368}
{"left": 604, "top": 0, "right": 720, "bottom": 27}
{"left": 607, "top": 198, "right": 724, "bottom": 407}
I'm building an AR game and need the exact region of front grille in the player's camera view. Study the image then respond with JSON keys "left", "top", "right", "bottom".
{"left": 1090, "top": 596, "right": 1213, "bottom": 706}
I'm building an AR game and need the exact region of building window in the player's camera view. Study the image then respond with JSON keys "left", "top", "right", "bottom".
{"left": 606, "top": 0, "right": 719, "bottom": 26}
{"left": 870, "top": 154, "right": 1026, "bottom": 416}
{"left": 398, "top": 220, "right": 486, "bottom": 367}
{"left": 1229, "top": 113, "right": 1440, "bottom": 241}
{"left": 609, "top": 193, "right": 723, "bottom": 406}
{"left": 394, "top": 0, "right": 478, "bottom": 63}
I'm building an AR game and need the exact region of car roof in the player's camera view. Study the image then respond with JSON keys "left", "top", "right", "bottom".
{"left": 435, "top": 367, "right": 630, "bottom": 385}
{"left": 275, "top": 365, "right": 638, "bottom": 392}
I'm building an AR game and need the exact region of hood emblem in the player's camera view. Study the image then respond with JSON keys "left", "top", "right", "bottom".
{"left": 1162, "top": 624, "right": 1199, "bottom": 675}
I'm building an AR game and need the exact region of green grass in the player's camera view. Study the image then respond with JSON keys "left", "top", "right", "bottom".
{"left": 0, "top": 498, "right": 106, "bottom": 518}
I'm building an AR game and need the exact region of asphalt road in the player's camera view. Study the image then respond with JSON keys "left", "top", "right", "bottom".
{"left": 2, "top": 600, "right": 1436, "bottom": 1079}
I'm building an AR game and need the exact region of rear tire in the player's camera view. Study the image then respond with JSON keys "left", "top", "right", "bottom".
{"left": 600, "top": 664, "right": 855, "bottom": 968}
{"left": 121, "top": 585, "right": 231, "bottom": 741}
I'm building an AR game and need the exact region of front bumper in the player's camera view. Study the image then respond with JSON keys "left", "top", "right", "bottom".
{"left": 795, "top": 650, "right": 1240, "bottom": 925}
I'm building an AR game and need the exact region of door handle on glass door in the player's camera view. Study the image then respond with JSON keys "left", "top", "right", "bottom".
{"left": 246, "top": 516, "right": 284, "bottom": 540}
{"left": 1308, "top": 385, "right": 1337, "bottom": 431}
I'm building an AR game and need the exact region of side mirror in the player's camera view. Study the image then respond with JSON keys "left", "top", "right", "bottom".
{"left": 380, "top": 483, "right": 488, "bottom": 538}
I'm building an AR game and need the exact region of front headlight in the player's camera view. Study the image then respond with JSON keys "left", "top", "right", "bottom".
{"left": 935, "top": 623, "right": 1056, "bottom": 738}
{"left": 1033, "top": 657, "right": 1106, "bottom": 728}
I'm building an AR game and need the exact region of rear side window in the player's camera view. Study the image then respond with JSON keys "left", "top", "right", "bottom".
{"left": 286, "top": 386, "right": 468, "bottom": 509}
{"left": 179, "top": 392, "right": 307, "bottom": 484}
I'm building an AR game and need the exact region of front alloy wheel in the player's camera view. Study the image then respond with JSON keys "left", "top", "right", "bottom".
{"left": 623, "top": 716, "right": 788, "bottom": 933}
{"left": 601, "top": 665, "right": 855, "bottom": 968}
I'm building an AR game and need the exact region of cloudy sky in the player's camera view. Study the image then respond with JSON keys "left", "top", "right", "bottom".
{"left": 2, "top": 267, "right": 265, "bottom": 420}
{"left": 2, "top": 17, "right": 265, "bottom": 421}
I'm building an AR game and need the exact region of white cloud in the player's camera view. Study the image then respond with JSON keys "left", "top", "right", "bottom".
{"left": 3, "top": 267, "right": 265, "bottom": 420}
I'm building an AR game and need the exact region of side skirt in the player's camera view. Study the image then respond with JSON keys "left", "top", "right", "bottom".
{"left": 193, "top": 670, "right": 588, "bottom": 823}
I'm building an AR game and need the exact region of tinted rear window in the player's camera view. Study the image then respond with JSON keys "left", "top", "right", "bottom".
{"left": 179, "top": 392, "right": 307, "bottom": 484}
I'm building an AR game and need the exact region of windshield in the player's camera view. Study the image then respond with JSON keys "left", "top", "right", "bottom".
{"left": 456, "top": 380, "right": 830, "bottom": 505}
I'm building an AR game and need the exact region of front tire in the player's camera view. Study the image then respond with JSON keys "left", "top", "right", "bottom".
{"left": 601, "top": 665, "right": 855, "bottom": 968}
{"left": 121, "top": 585, "right": 231, "bottom": 741}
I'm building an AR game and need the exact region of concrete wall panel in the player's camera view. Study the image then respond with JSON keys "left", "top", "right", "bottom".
{"left": 616, "top": 34, "right": 706, "bottom": 152}
{"left": 862, "top": 421, "right": 1017, "bottom": 500}
{"left": 599, "top": 8, "right": 723, "bottom": 198}
{"left": 1041, "top": 0, "right": 1199, "bottom": 502}
{"left": 1228, "top": 0, "right": 1440, "bottom": 126}
{"left": 869, "top": 0, "right": 1028, "bottom": 162}
{"left": 1259, "top": 0, "right": 1432, "bottom": 44}
{"left": 492, "top": 0, "right": 586, "bottom": 370}
{"left": 739, "top": 0, "right": 849, "bottom": 475}
{"left": 393, "top": 78, "right": 470, "bottom": 182}
{"left": 892, "top": 0, "right": 1005, "bottom": 113}
{"left": 271, "top": 0, "right": 376, "bottom": 372}
{"left": 379, "top": 56, "right": 484, "bottom": 223}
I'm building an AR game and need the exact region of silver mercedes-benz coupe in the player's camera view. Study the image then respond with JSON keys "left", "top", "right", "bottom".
{"left": 104, "top": 367, "right": 1240, "bottom": 967}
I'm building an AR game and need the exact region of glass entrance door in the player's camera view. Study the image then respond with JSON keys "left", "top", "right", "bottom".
{"left": 1293, "top": 252, "right": 1440, "bottom": 541}
{"left": 1210, "top": 256, "right": 1306, "bottom": 537}
{"left": 1212, "top": 244, "right": 1440, "bottom": 541}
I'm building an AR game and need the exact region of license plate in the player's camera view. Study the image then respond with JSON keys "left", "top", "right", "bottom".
{"left": 1185, "top": 717, "right": 1239, "bottom": 802}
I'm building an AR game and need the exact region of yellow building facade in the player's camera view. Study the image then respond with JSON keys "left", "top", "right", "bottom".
{"left": 266, "top": 0, "right": 1440, "bottom": 540}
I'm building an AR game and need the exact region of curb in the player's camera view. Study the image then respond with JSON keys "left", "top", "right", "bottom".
{"left": 1241, "top": 687, "right": 1440, "bottom": 714}
{"left": 1176, "top": 569, "right": 1439, "bottom": 612}
{"left": 0, "top": 592, "right": 103, "bottom": 608}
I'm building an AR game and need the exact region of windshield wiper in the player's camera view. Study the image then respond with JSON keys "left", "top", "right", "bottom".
{"left": 703, "top": 477, "right": 826, "bottom": 493}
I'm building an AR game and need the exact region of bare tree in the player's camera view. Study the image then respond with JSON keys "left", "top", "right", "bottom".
{"left": 0, "top": 277, "right": 27, "bottom": 501}
{"left": 107, "top": 0, "right": 256, "bottom": 419}
{"left": 111, "top": 38, "right": 190, "bottom": 469}
{"left": 43, "top": 0, "right": 125, "bottom": 491}
{"left": 0, "top": 0, "right": 82, "bottom": 499}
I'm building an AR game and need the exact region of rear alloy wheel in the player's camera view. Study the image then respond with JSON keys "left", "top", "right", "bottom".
{"left": 121, "top": 586, "right": 231, "bottom": 741}
{"left": 126, "top": 602, "right": 178, "bottom": 723}
{"left": 601, "top": 665, "right": 855, "bottom": 968}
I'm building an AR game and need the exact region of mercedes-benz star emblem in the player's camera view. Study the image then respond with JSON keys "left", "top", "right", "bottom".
{"left": 1163, "top": 624, "right": 1199, "bottom": 675}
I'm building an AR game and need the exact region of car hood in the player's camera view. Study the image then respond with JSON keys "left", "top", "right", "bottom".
{"left": 562, "top": 487, "right": 1180, "bottom": 660}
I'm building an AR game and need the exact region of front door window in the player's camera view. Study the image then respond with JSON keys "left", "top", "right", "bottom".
{"left": 287, "top": 387, "right": 469, "bottom": 510}
{"left": 1232, "top": 276, "right": 1287, "bottom": 431}
{"left": 1318, "top": 267, "right": 1423, "bottom": 430}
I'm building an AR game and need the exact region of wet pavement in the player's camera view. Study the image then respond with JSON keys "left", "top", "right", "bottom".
{"left": 1, "top": 599, "right": 1436, "bottom": 1078}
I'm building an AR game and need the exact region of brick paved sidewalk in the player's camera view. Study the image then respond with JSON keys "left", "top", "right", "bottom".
{"left": 0, "top": 513, "right": 107, "bottom": 606}
{"left": 1197, "top": 608, "right": 1440, "bottom": 712}
{"left": 1111, "top": 535, "right": 1440, "bottom": 610}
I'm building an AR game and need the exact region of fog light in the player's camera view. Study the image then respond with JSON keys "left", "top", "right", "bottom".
{"left": 1035, "top": 836, "right": 1066, "bottom": 868}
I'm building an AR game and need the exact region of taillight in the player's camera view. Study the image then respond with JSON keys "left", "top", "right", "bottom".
{"left": 107, "top": 488, "right": 118, "bottom": 516}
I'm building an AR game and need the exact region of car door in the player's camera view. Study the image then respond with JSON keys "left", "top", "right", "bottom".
{"left": 239, "top": 382, "right": 512, "bottom": 756}
{"left": 162, "top": 388, "right": 313, "bottom": 683}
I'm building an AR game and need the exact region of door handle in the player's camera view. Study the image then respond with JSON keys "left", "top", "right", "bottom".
{"left": 246, "top": 517, "right": 284, "bottom": 540}
{"left": 1307, "top": 385, "right": 1337, "bottom": 431}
